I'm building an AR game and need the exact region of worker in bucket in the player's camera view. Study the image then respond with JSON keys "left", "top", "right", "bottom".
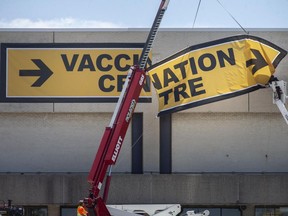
{"left": 77, "top": 200, "right": 88, "bottom": 216}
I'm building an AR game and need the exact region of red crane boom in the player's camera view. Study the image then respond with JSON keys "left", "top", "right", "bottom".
{"left": 83, "top": 1, "right": 170, "bottom": 215}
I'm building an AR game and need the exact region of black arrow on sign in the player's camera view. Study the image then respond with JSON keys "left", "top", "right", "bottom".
{"left": 19, "top": 59, "right": 53, "bottom": 87}
{"left": 246, "top": 49, "right": 268, "bottom": 74}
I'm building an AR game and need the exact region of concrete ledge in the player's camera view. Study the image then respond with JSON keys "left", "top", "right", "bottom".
{"left": 1, "top": 173, "right": 288, "bottom": 206}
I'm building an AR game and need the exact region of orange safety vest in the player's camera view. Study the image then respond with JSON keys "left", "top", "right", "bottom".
{"left": 77, "top": 205, "right": 88, "bottom": 216}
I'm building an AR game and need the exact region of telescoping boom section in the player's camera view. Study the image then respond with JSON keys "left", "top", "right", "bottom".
{"left": 84, "top": 66, "right": 146, "bottom": 215}
{"left": 87, "top": 66, "right": 145, "bottom": 196}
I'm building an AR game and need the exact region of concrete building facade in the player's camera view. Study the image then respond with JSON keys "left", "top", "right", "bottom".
{"left": 0, "top": 29, "right": 288, "bottom": 216}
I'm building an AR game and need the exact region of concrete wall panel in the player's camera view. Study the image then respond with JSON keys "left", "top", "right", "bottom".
{"left": 0, "top": 31, "right": 53, "bottom": 43}
{"left": 0, "top": 113, "right": 131, "bottom": 172}
{"left": 1, "top": 173, "right": 287, "bottom": 206}
{"left": 172, "top": 112, "right": 288, "bottom": 172}
{"left": 0, "top": 103, "right": 53, "bottom": 113}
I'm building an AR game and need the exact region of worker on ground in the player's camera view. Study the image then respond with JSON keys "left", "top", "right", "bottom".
{"left": 77, "top": 200, "right": 88, "bottom": 216}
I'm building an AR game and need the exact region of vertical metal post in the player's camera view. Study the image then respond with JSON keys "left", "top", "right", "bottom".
{"left": 160, "top": 113, "right": 172, "bottom": 174}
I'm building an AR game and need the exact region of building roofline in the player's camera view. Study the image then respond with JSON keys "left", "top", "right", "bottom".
{"left": 0, "top": 27, "right": 288, "bottom": 32}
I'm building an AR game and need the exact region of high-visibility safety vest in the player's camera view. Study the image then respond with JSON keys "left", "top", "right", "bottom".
{"left": 77, "top": 205, "right": 88, "bottom": 216}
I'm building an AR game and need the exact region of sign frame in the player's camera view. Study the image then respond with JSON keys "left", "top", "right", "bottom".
{"left": 0, "top": 43, "right": 151, "bottom": 103}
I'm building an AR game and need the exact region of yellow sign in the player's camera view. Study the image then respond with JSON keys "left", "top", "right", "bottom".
{"left": 148, "top": 35, "right": 287, "bottom": 116}
{"left": 2, "top": 43, "right": 151, "bottom": 102}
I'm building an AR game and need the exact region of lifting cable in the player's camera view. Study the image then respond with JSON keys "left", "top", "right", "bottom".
{"left": 192, "top": 0, "right": 202, "bottom": 28}
{"left": 192, "top": 0, "right": 249, "bottom": 34}
{"left": 215, "top": 0, "right": 249, "bottom": 34}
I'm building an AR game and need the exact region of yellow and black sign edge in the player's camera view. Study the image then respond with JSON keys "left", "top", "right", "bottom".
{"left": 148, "top": 35, "right": 287, "bottom": 116}
{"left": 0, "top": 43, "right": 152, "bottom": 103}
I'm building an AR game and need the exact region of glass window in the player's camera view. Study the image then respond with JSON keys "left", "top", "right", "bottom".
{"left": 222, "top": 208, "right": 242, "bottom": 216}
{"left": 180, "top": 207, "right": 241, "bottom": 216}
{"left": 61, "top": 206, "right": 77, "bottom": 216}
{"left": 197, "top": 208, "right": 220, "bottom": 216}
{"left": 24, "top": 206, "right": 47, "bottom": 216}
{"left": 256, "top": 208, "right": 275, "bottom": 216}
{"left": 279, "top": 207, "right": 288, "bottom": 216}
{"left": 256, "top": 207, "right": 288, "bottom": 216}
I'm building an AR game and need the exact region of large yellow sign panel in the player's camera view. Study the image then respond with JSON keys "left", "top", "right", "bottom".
{"left": 2, "top": 44, "right": 151, "bottom": 102}
{"left": 148, "top": 35, "right": 287, "bottom": 116}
